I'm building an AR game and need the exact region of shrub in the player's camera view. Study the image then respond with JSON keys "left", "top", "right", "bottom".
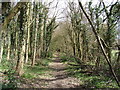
{"left": 2, "top": 69, "right": 18, "bottom": 89}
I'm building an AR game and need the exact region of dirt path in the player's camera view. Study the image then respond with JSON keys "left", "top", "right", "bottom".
{"left": 42, "top": 57, "right": 81, "bottom": 88}
{"left": 19, "top": 53, "right": 81, "bottom": 88}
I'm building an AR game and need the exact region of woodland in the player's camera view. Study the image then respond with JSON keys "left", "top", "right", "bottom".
{"left": 0, "top": 0, "right": 120, "bottom": 89}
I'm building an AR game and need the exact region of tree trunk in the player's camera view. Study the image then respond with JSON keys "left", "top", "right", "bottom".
{"left": 73, "top": 44, "right": 76, "bottom": 56}
{"left": 31, "top": 3, "right": 38, "bottom": 66}
{"left": 116, "top": 45, "right": 120, "bottom": 64}
{"left": 25, "top": 3, "right": 31, "bottom": 64}
{"left": 7, "top": 31, "right": 11, "bottom": 60}
{"left": 15, "top": 3, "right": 28, "bottom": 76}
{"left": 16, "top": 39, "right": 26, "bottom": 76}
{"left": 0, "top": 37, "right": 4, "bottom": 63}
{"left": 31, "top": 22, "right": 38, "bottom": 66}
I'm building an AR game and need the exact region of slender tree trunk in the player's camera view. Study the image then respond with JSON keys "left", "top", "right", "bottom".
{"left": 32, "top": 3, "right": 38, "bottom": 66}
{"left": 43, "top": 15, "right": 47, "bottom": 58}
{"left": 7, "top": 31, "right": 11, "bottom": 60}
{"left": 0, "top": 36, "right": 4, "bottom": 63}
{"left": 0, "top": 2, "right": 11, "bottom": 63}
{"left": 73, "top": 44, "right": 76, "bottom": 56}
{"left": 75, "top": 32, "right": 81, "bottom": 58}
{"left": 25, "top": 3, "right": 31, "bottom": 63}
{"left": 81, "top": 29, "right": 88, "bottom": 61}
{"left": 16, "top": 39, "right": 26, "bottom": 75}
{"left": 117, "top": 45, "right": 120, "bottom": 64}
{"left": 25, "top": 31, "right": 29, "bottom": 64}
{"left": 31, "top": 22, "right": 38, "bottom": 66}
{"left": 15, "top": 31, "right": 18, "bottom": 63}
{"left": 67, "top": 26, "right": 76, "bottom": 56}
{"left": 16, "top": 3, "right": 28, "bottom": 75}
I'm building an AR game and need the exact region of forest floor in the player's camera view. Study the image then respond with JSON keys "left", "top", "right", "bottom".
{"left": 1, "top": 53, "right": 119, "bottom": 88}
{"left": 18, "top": 53, "right": 83, "bottom": 88}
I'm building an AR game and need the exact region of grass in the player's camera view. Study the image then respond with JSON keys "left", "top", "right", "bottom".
{"left": 0, "top": 56, "right": 52, "bottom": 80}
{"left": 60, "top": 55, "right": 82, "bottom": 64}
{"left": 60, "top": 55, "right": 119, "bottom": 88}
{"left": 22, "top": 65, "right": 50, "bottom": 79}
{"left": 36, "top": 58, "right": 52, "bottom": 66}
{"left": 0, "top": 56, "right": 52, "bottom": 88}
{"left": 1, "top": 54, "right": 119, "bottom": 88}
{"left": 0, "top": 55, "right": 18, "bottom": 89}
{"left": 66, "top": 65, "right": 119, "bottom": 88}
{"left": 22, "top": 58, "right": 51, "bottom": 79}
{"left": 74, "top": 73, "right": 119, "bottom": 88}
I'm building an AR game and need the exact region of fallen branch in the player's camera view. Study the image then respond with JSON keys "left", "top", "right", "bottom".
{"left": 78, "top": 0, "right": 120, "bottom": 87}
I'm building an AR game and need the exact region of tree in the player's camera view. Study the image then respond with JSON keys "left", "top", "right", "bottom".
{"left": 15, "top": 2, "right": 28, "bottom": 75}
{"left": 0, "top": 1, "right": 26, "bottom": 63}
{"left": 78, "top": 0, "right": 120, "bottom": 87}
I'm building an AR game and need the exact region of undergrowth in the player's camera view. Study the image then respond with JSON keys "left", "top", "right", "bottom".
{"left": 68, "top": 67, "right": 119, "bottom": 88}
{"left": 0, "top": 55, "right": 18, "bottom": 89}
{"left": 2, "top": 69, "right": 18, "bottom": 89}
{"left": 60, "top": 55, "right": 119, "bottom": 88}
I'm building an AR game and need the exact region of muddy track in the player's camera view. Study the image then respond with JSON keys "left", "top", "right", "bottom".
{"left": 19, "top": 55, "right": 82, "bottom": 88}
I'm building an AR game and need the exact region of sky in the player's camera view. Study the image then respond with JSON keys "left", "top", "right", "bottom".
{"left": 41, "top": 0, "right": 118, "bottom": 21}
{"left": 0, "top": 0, "right": 118, "bottom": 21}
{"left": 0, "top": 0, "right": 119, "bottom": 37}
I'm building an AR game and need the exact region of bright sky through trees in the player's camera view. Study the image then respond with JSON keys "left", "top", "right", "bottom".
{"left": 7, "top": 0, "right": 117, "bottom": 21}
{"left": 42, "top": 0, "right": 118, "bottom": 21}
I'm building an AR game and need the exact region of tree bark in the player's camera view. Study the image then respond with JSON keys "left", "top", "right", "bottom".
{"left": 0, "top": 38, "right": 4, "bottom": 63}
{"left": 25, "top": 3, "right": 31, "bottom": 64}
{"left": 31, "top": 3, "right": 38, "bottom": 66}
{"left": 16, "top": 39, "right": 26, "bottom": 76}
{"left": 15, "top": 3, "right": 28, "bottom": 76}
{"left": 7, "top": 30, "right": 11, "bottom": 60}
